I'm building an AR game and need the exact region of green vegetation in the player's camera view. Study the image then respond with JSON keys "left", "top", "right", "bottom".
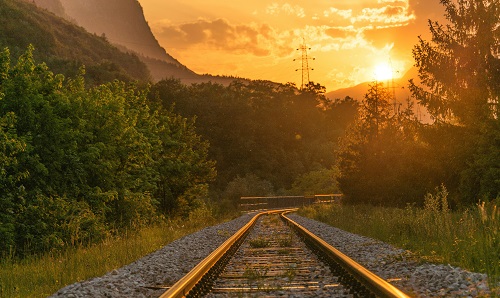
{"left": 0, "top": 207, "right": 220, "bottom": 297}
{"left": 282, "top": 264, "right": 297, "bottom": 282}
{"left": 298, "top": 195, "right": 500, "bottom": 293}
{"left": 277, "top": 234, "right": 293, "bottom": 247}
{"left": 0, "top": 46, "right": 215, "bottom": 257}
{"left": 0, "top": 0, "right": 498, "bottom": 296}
{"left": 249, "top": 237, "right": 270, "bottom": 249}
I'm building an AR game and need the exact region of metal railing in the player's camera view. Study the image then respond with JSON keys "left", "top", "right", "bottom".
{"left": 239, "top": 194, "right": 342, "bottom": 211}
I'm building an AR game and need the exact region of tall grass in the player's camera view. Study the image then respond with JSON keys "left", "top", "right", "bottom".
{"left": 0, "top": 207, "right": 224, "bottom": 298}
{"left": 298, "top": 186, "right": 499, "bottom": 293}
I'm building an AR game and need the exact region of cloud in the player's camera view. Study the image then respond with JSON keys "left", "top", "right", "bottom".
{"left": 324, "top": 7, "right": 352, "bottom": 19}
{"left": 353, "top": 5, "right": 415, "bottom": 24}
{"left": 152, "top": 18, "right": 295, "bottom": 57}
{"left": 266, "top": 3, "right": 306, "bottom": 18}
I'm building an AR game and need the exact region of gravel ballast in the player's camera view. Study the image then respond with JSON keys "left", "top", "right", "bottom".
{"left": 50, "top": 213, "right": 494, "bottom": 297}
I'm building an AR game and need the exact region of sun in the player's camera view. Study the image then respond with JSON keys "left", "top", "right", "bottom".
{"left": 374, "top": 63, "right": 393, "bottom": 81}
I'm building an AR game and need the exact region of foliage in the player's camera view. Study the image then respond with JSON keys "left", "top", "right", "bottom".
{"left": 409, "top": 0, "right": 500, "bottom": 204}
{"left": 221, "top": 174, "right": 275, "bottom": 211}
{"left": 338, "top": 0, "right": 499, "bottom": 207}
{"left": 0, "top": 112, "right": 27, "bottom": 253}
{"left": 0, "top": 47, "right": 214, "bottom": 256}
{"left": 150, "top": 79, "right": 358, "bottom": 194}
{"left": 288, "top": 167, "right": 340, "bottom": 196}
{"left": 337, "top": 82, "right": 432, "bottom": 206}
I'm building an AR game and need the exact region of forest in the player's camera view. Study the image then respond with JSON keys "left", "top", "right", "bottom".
{"left": 0, "top": 0, "right": 499, "bottom": 258}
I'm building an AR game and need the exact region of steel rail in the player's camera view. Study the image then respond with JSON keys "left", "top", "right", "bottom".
{"left": 281, "top": 212, "right": 410, "bottom": 298}
{"left": 160, "top": 209, "right": 409, "bottom": 298}
{"left": 159, "top": 209, "right": 296, "bottom": 298}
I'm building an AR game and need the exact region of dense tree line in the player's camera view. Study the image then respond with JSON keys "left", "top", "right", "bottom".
{"left": 149, "top": 79, "right": 358, "bottom": 207}
{"left": 338, "top": 0, "right": 499, "bottom": 207}
{"left": 0, "top": 46, "right": 214, "bottom": 255}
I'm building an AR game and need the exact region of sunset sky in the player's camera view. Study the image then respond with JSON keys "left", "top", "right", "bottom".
{"left": 137, "top": 0, "right": 447, "bottom": 92}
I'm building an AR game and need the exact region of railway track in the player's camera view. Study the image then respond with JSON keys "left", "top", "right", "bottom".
{"left": 160, "top": 210, "right": 409, "bottom": 298}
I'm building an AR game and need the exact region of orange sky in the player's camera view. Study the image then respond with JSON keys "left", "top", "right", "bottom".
{"left": 137, "top": 0, "right": 446, "bottom": 92}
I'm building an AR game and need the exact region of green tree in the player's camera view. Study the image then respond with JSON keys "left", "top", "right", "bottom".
{"left": 288, "top": 167, "right": 340, "bottom": 196}
{"left": 150, "top": 78, "right": 358, "bottom": 196}
{"left": 360, "top": 82, "right": 392, "bottom": 138}
{"left": 410, "top": 0, "right": 500, "bottom": 203}
{"left": 0, "top": 112, "right": 27, "bottom": 253}
{"left": 338, "top": 83, "right": 431, "bottom": 206}
{"left": 152, "top": 107, "right": 216, "bottom": 216}
{"left": 221, "top": 174, "right": 274, "bottom": 210}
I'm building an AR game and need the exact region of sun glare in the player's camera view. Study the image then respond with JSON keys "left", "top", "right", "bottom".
{"left": 374, "top": 63, "right": 393, "bottom": 81}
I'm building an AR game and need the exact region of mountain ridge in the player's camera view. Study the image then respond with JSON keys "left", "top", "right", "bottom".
{"left": 326, "top": 67, "right": 419, "bottom": 101}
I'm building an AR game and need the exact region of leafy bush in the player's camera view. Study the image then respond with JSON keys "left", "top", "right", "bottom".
{"left": 0, "top": 46, "right": 215, "bottom": 256}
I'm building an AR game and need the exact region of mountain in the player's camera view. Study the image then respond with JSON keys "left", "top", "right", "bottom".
{"left": 0, "top": 0, "right": 150, "bottom": 84}
{"left": 326, "top": 67, "right": 419, "bottom": 102}
{"left": 32, "top": 0, "right": 244, "bottom": 85}
{"left": 326, "top": 67, "right": 430, "bottom": 122}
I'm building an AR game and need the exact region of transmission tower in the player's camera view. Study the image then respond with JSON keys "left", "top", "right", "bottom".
{"left": 294, "top": 39, "right": 314, "bottom": 90}
{"left": 387, "top": 60, "right": 401, "bottom": 115}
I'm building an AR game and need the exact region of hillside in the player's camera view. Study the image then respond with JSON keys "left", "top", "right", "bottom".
{"left": 0, "top": 0, "right": 150, "bottom": 84}
{"left": 30, "top": 0, "right": 193, "bottom": 81}
{"left": 57, "top": 0, "right": 177, "bottom": 65}
{"left": 32, "top": 0, "right": 246, "bottom": 84}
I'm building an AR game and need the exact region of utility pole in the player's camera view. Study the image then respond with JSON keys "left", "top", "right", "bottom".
{"left": 294, "top": 39, "right": 314, "bottom": 90}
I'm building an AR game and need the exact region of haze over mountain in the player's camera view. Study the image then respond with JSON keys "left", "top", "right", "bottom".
{"left": 327, "top": 67, "right": 430, "bottom": 122}
{"left": 326, "top": 67, "right": 418, "bottom": 101}
{"left": 33, "top": 0, "right": 175, "bottom": 63}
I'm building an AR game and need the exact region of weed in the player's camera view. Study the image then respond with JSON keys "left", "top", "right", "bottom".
{"left": 249, "top": 237, "right": 270, "bottom": 248}
{"left": 277, "top": 249, "right": 291, "bottom": 255}
{"left": 282, "top": 264, "right": 297, "bottom": 282}
{"left": 217, "top": 229, "right": 231, "bottom": 237}
{"left": 243, "top": 265, "right": 268, "bottom": 281}
{"left": 277, "top": 234, "right": 293, "bottom": 247}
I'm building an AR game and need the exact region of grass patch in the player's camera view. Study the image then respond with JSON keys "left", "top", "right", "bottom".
{"left": 249, "top": 237, "right": 270, "bottom": 249}
{"left": 298, "top": 190, "right": 499, "bottom": 293}
{"left": 0, "top": 208, "right": 232, "bottom": 297}
{"left": 277, "top": 234, "right": 293, "bottom": 247}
